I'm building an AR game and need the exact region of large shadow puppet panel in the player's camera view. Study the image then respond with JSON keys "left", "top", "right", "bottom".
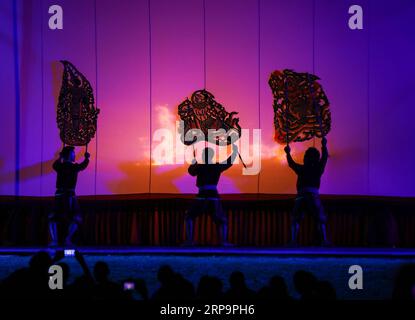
{"left": 178, "top": 89, "right": 241, "bottom": 146}
{"left": 57, "top": 60, "right": 100, "bottom": 147}
{"left": 269, "top": 69, "right": 331, "bottom": 144}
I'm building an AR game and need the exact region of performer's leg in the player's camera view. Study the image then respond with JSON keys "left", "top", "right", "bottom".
{"left": 184, "top": 216, "right": 194, "bottom": 245}
{"left": 221, "top": 223, "right": 228, "bottom": 243}
{"left": 212, "top": 200, "right": 232, "bottom": 246}
{"left": 289, "top": 197, "right": 304, "bottom": 246}
{"left": 48, "top": 221, "right": 58, "bottom": 247}
{"left": 65, "top": 223, "right": 77, "bottom": 246}
{"left": 317, "top": 223, "right": 330, "bottom": 246}
{"left": 217, "top": 223, "right": 233, "bottom": 247}
{"left": 183, "top": 200, "right": 204, "bottom": 245}
{"left": 310, "top": 195, "right": 331, "bottom": 246}
{"left": 290, "top": 222, "right": 300, "bottom": 244}
{"left": 64, "top": 196, "right": 81, "bottom": 246}
{"left": 48, "top": 195, "right": 63, "bottom": 247}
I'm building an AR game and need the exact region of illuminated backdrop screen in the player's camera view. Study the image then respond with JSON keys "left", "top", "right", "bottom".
{"left": 0, "top": 0, "right": 414, "bottom": 197}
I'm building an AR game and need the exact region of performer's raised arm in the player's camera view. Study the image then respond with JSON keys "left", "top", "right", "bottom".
{"left": 284, "top": 145, "right": 301, "bottom": 173}
{"left": 75, "top": 152, "right": 90, "bottom": 171}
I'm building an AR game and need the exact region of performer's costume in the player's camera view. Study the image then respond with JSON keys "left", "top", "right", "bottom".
{"left": 185, "top": 153, "right": 235, "bottom": 245}
{"left": 268, "top": 69, "right": 332, "bottom": 246}
{"left": 178, "top": 89, "right": 241, "bottom": 246}
{"left": 186, "top": 157, "right": 232, "bottom": 223}
{"left": 49, "top": 158, "right": 89, "bottom": 225}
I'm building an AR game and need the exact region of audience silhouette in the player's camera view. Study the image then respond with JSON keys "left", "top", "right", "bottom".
{"left": 257, "top": 275, "right": 291, "bottom": 301}
{"left": 1, "top": 251, "right": 414, "bottom": 301}
{"left": 224, "top": 271, "right": 256, "bottom": 301}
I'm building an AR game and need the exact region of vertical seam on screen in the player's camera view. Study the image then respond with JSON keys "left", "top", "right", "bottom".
{"left": 257, "top": 0, "right": 261, "bottom": 194}
{"left": 312, "top": 0, "right": 315, "bottom": 74}
{"left": 40, "top": 0, "right": 44, "bottom": 196}
{"left": 148, "top": 0, "right": 153, "bottom": 194}
{"left": 367, "top": 0, "right": 371, "bottom": 195}
{"left": 203, "top": 0, "right": 207, "bottom": 153}
{"left": 314, "top": 0, "right": 317, "bottom": 148}
{"left": 94, "top": 0, "right": 98, "bottom": 197}
{"left": 12, "top": 0, "right": 20, "bottom": 197}
{"left": 203, "top": 0, "right": 206, "bottom": 89}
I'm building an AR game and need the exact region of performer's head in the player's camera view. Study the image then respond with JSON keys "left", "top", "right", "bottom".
{"left": 304, "top": 147, "right": 320, "bottom": 166}
{"left": 202, "top": 147, "right": 215, "bottom": 164}
{"left": 61, "top": 146, "right": 75, "bottom": 162}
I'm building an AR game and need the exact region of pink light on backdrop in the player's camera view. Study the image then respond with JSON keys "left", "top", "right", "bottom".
{"left": 1, "top": 0, "right": 414, "bottom": 196}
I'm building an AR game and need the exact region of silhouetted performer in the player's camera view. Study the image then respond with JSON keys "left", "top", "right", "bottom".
{"left": 49, "top": 146, "right": 89, "bottom": 246}
{"left": 184, "top": 144, "right": 238, "bottom": 246}
{"left": 284, "top": 137, "right": 330, "bottom": 246}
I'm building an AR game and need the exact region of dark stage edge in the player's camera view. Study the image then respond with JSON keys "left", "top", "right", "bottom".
{"left": 1, "top": 246, "right": 415, "bottom": 257}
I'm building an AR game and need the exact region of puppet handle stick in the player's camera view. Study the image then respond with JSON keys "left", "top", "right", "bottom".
{"left": 222, "top": 122, "right": 247, "bottom": 169}
{"left": 85, "top": 144, "right": 88, "bottom": 153}
{"left": 238, "top": 152, "right": 247, "bottom": 169}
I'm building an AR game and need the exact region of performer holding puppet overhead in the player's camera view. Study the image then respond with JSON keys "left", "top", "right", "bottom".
{"left": 268, "top": 69, "right": 332, "bottom": 246}
{"left": 49, "top": 61, "right": 99, "bottom": 247}
{"left": 178, "top": 90, "right": 244, "bottom": 246}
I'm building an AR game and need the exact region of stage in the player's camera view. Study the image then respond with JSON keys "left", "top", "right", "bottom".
{"left": 1, "top": 0, "right": 415, "bottom": 303}
{"left": 1, "top": 194, "right": 414, "bottom": 247}
{"left": 2, "top": 193, "right": 414, "bottom": 301}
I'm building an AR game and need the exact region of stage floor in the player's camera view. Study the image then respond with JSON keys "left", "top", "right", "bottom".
{"left": 0, "top": 246, "right": 415, "bottom": 257}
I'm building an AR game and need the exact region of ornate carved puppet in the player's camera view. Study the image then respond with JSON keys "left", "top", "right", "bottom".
{"left": 57, "top": 60, "right": 100, "bottom": 147}
{"left": 178, "top": 89, "right": 246, "bottom": 167}
{"left": 178, "top": 89, "right": 241, "bottom": 145}
{"left": 268, "top": 69, "right": 331, "bottom": 144}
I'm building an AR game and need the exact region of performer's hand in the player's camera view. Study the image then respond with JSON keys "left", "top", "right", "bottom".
{"left": 322, "top": 137, "right": 327, "bottom": 147}
{"left": 284, "top": 145, "right": 291, "bottom": 154}
{"left": 84, "top": 152, "right": 91, "bottom": 159}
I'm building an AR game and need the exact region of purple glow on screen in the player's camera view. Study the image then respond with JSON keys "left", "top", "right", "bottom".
{"left": 0, "top": 0, "right": 414, "bottom": 197}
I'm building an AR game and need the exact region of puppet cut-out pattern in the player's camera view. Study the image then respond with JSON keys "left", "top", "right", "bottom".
{"left": 269, "top": 69, "right": 331, "bottom": 144}
{"left": 57, "top": 60, "right": 100, "bottom": 146}
{"left": 178, "top": 89, "right": 241, "bottom": 145}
